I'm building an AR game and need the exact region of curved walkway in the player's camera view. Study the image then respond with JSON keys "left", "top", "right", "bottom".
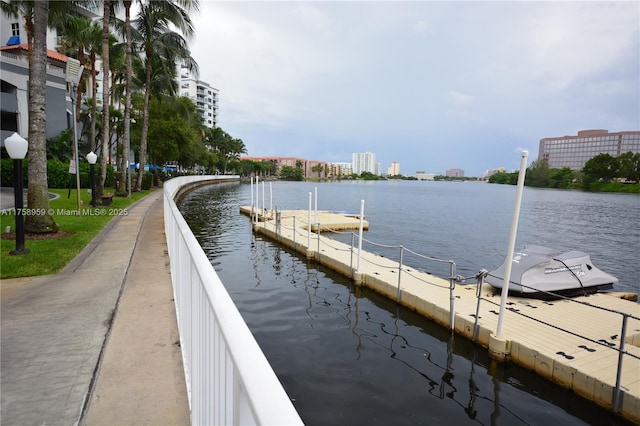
{"left": 1, "top": 190, "right": 189, "bottom": 425}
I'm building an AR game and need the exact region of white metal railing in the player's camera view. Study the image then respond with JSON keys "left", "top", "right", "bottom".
{"left": 164, "top": 176, "right": 303, "bottom": 426}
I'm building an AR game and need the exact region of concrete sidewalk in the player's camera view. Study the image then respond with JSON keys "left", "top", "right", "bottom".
{"left": 1, "top": 190, "right": 190, "bottom": 425}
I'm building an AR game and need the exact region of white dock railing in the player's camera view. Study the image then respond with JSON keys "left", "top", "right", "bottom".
{"left": 164, "top": 176, "right": 303, "bottom": 426}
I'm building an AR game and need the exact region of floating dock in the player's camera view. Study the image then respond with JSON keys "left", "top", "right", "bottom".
{"left": 240, "top": 206, "right": 640, "bottom": 422}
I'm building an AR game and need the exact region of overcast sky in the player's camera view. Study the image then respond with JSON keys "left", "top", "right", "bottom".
{"left": 187, "top": 1, "right": 639, "bottom": 177}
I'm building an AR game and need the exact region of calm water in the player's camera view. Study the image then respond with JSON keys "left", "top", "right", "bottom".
{"left": 178, "top": 181, "right": 638, "bottom": 425}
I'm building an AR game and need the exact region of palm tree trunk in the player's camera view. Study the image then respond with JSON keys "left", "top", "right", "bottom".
{"left": 25, "top": 0, "right": 58, "bottom": 234}
{"left": 90, "top": 51, "right": 97, "bottom": 152}
{"left": 117, "top": 0, "right": 132, "bottom": 196}
{"left": 97, "top": 0, "right": 111, "bottom": 201}
{"left": 135, "top": 58, "right": 152, "bottom": 192}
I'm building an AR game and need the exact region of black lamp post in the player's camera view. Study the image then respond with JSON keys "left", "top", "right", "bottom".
{"left": 86, "top": 151, "right": 97, "bottom": 207}
{"left": 5, "top": 132, "right": 30, "bottom": 255}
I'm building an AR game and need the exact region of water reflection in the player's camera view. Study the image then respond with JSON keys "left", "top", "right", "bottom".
{"left": 178, "top": 183, "right": 632, "bottom": 426}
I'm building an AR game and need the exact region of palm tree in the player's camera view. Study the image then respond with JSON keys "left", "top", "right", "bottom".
{"left": 1, "top": 0, "right": 59, "bottom": 232}
{"left": 27, "top": 0, "right": 59, "bottom": 232}
{"left": 106, "top": 0, "right": 140, "bottom": 196}
{"left": 133, "top": 0, "right": 199, "bottom": 191}
{"left": 105, "top": 36, "right": 131, "bottom": 183}
{"left": 95, "top": 0, "right": 111, "bottom": 202}
{"left": 117, "top": 0, "right": 134, "bottom": 196}
{"left": 205, "top": 128, "right": 247, "bottom": 174}
{"left": 55, "top": 15, "right": 102, "bottom": 151}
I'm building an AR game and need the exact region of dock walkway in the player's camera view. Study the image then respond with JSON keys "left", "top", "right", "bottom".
{"left": 240, "top": 206, "right": 640, "bottom": 423}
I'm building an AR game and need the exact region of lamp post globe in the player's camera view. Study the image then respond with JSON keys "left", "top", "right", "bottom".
{"left": 4, "top": 132, "right": 30, "bottom": 255}
{"left": 5, "top": 132, "right": 28, "bottom": 159}
{"left": 86, "top": 151, "right": 97, "bottom": 165}
{"left": 86, "top": 151, "right": 97, "bottom": 207}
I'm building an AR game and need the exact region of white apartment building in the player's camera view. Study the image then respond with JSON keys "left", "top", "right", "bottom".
{"left": 352, "top": 152, "right": 376, "bottom": 175}
{"left": 0, "top": 4, "right": 103, "bottom": 145}
{"left": 416, "top": 172, "right": 437, "bottom": 181}
{"left": 179, "top": 64, "right": 219, "bottom": 128}
{"left": 0, "top": 4, "right": 102, "bottom": 53}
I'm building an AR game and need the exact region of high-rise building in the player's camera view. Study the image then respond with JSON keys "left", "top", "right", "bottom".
{"left": 179, "top": 64, "right": 219, "bottom": 128}
{"left": 387, "top": 161, "right": 400, "bottom": 176}
{"left": 352, "top": 152, "right": 376, "bottom": 175}
{"left": 446, "top": 168, "right": 464, "bottom": 177}
{"left": 539, "top": 129, "right": 640, "bottom": 170}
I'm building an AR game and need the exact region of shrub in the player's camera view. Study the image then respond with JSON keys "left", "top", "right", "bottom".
{"left": 0, "top": 158, "right": 24, "bottom": 187}
{"left": 142, "top": 171, "right": 153, "bottom": 190}
{"left": 1, "top": 159, "right": 115, "bottom": 189}
{"left": 47, "top": 160, "right": 72, "bottom": 188}
{"left": 105, "top": 164, "right": 115, "bottom": 188}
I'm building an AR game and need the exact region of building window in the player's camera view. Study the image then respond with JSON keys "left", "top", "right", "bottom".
{"left": 11, "top": 23, "right": 20, "bottom": 36}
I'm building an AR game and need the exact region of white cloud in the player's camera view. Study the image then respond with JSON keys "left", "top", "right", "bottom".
{"left": 414, "top": 20, "right": 430, "bottom": 34}
{"left": 448, "top": 91, "right": 475, "bottom": 105}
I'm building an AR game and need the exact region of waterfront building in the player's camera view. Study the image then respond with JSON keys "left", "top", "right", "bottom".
{"left": 240, "top": 156, "right": 329, "bottom": 179}
{"left": 0, "top": 45, "right": 73, "bottom": 143}
{"left": 416, "top": 172, "right": 437, "bottom": 181}
{"left": 178, "top": 63, "right": 219, "bottom": 128}
{"left": 539, "top": 129, "right": 640, "bottom": 170}
{"left": 332, "top": 162, "right": 353, "bottom": 177}
{"left": 482, "top": 167, "right": 506, "bottom": 180}
{"left": 0, "top": 3, "right": 101, "bottom": 145}
{"left": 446, "top": 168, "right": 465, "bottom": 178}
{"left": 387, "top": 162, "right": 400, "bottom": 176}
{"left": 352, "top": 152, "right": 376, "bottom": 175}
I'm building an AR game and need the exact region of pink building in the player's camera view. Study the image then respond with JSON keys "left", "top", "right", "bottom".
{"left": 240, "top": 156, "right": 330, "bottom": 179}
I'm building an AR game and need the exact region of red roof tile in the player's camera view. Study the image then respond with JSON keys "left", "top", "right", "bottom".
{"left": 0, "top": 43, "right": 69, "bottom": 63}
{"left": 1, "top": 44, "right": 97, "bottom": 73}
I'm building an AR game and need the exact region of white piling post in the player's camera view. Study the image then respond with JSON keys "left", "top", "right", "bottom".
{"left": 262, "top": 181, "right": 266, "bottom": 227}
{"left": 496, "top": 150, "right": 529, "bottom": 339}
{"left": 250, "top": 176, "right": 254, "bottom": 222}
{"left": 269, "top": 182, "right": 273, "bottom": 216}
{"left": 307, "top": 192, "right": 312, "bottom": 249}
{"left": 255, "top": 176, "right": 259, "bottom": 223}
{"left": 357, "top": 200, "right": 365, "bottom": 272}
{"left": 314, "top": 186, "right": 318, "bottom": 225}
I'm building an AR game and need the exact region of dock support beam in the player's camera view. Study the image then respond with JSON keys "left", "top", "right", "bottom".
{"left": 352, "top": 271, "right": 364, "bottom": 285}
{"left": 488, "top": 333, "right": 511, "bottom": 362}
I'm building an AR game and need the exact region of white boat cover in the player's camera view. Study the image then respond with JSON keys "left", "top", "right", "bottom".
{"left": 487, "top": 245, "right": 618, "bottom": 295}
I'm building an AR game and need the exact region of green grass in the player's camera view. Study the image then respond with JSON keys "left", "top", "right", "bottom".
{"left": 1, "top": 188, "right": 153, "bottom": 279}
